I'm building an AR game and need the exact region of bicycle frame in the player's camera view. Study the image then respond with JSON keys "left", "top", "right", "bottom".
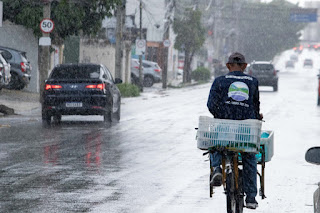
{"left": 205, "top": 146, "right": 266, "bottom": 213}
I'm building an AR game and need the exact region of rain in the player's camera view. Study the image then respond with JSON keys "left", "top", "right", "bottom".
{"left": 1, "top": 0, "right": 320, "bottom": 212}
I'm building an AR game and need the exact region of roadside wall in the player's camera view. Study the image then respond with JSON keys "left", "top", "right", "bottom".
{"left": 79, "top": 39, "right": 129, "bottom": 82}
{"left": 0, "top": 21, "right": 38, "bottom": 93}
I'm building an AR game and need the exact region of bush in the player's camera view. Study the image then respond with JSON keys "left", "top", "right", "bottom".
{"left": 191, "top": 67, "right": 211, "bottom": 82}
{"left": 117, "top": 83, "right": 140, "bottom": 97}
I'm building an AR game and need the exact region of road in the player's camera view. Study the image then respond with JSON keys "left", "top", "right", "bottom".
{"left": 1, "top": 49, "right": 320, "bottom": 213}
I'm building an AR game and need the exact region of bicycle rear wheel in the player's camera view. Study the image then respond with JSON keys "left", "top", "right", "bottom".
{"left": 236, "top": 170, "right": 244, "bottom": 213}
{"left": 226, "top": 170, "right": 244, "bottom": 213}
{"left": 226, "top": 172, "right": 236, "bottom": 213}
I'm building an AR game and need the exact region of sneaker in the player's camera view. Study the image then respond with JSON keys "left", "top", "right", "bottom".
{"left": 210, "top": 167, "right": 222, "bottom": 187}
{"left": 246, "top": 197, "right": 258, "bottom": 209}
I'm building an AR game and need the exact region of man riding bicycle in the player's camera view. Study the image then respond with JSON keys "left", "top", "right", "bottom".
{"left": 207, "top": 52, "right": 263, "bottom": 209}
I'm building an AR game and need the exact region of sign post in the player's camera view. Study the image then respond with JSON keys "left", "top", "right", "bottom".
{"left": 135, "top": 39, "right": 146, "bottom": 55}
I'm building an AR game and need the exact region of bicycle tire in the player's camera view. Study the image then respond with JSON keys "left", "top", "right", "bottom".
{"left": 226, "top": 172, "right": 236, "bottom": 213}
{"left": 236, "top": 170, "right": 244, "bottom": 213}
{"left": 209, "top": 157, "right": 213, "bottom": 198}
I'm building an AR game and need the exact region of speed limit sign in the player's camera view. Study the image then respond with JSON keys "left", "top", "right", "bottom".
{"left": 40, "top": 18, "right": 54, "bottom": 33}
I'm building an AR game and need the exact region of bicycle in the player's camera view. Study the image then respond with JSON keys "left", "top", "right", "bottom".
{"left": 196, "top": 116, "right": 273, "bottom": 213}
{"left": 203, "top": 146, "right": 267, "bottom": 213}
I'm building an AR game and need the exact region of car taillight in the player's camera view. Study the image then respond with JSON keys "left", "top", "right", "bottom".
{"left": 249, "top": 70, "right": 252, "bottom": 75}
{"left": 21, "top": 62, "right": 27, "bottom": 72}
{"left": 85, "top": 83, "right": 105, "bottom": 90}
{"left": 273, "top": 70, "right": 277, "bottom": 75}
{"left": 45, "top": 84, "right": 62, "bottom": 90}
{"left": 154, "top": 69, "right": 161, "bottom": 72}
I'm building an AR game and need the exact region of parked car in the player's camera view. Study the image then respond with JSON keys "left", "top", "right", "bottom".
{"left": 42, "top": 63, "right": 122, "bottom": 125}
{"left": 130, "top": 58, "right": 143, "bottom": 86}
{"left": 305, "top": 147, "right": 320, "bottom": 213}
{"left": 248, "top": 61, "right": 279, "bottom": 91}
{"left": 285, "top": 60, "right": 295, "bottom": 69}
{"left": 141, "top": 60, "right": 162, "bottom": 87}
{"left": 0, "top": 51, "right": 11, "bottom": 90}
{"left": 0, "top": 46, "right": 32, "bottom": 90}
{"left": 131, "top": 59, "right": 162, "bottom": 87}
{"left": 304, "top": 59, "right": 313, "bottom": 68}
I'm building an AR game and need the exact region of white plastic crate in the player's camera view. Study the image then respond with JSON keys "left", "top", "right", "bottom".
{"left": 260, "top": 130, "right": 274, "bottom": 162}
{"left": 196, "top": 116, "right": 262, "bottom": 152}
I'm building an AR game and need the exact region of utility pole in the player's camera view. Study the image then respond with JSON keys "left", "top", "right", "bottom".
{"left": 139, "top": 0, "right": 143, "bottom": 92}
{"left": 162, "top": 0, "right": 174, "bottom": 89}
{"left": 115, "top": 1, "right": 126, "bottom": 80}
{"left": 39, "top": 1, "right": 51, "bottom": 103}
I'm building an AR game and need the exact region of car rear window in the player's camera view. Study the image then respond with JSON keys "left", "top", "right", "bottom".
{"left": 20, "top": 52, "right": 28, "bottom": 63}
{"left": 252, "top": 64, "right": 274, "bottom": 70}
{"left": 50, "top": 66, "right": 100, "bottom": 79}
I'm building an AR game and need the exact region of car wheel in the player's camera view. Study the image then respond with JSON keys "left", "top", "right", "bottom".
{"left": 273, "top": 84, "right": 278, "bottom": 92}
{"left": 143, "top": 75, "right": 154, "bottom": 87}
{"left": 52, "top": 114, "right": 62, "bottom": 124}
{"left": 8, "top": 72, "right": 25, "bottom": 90}
{"left": 104, "top": 106, "right": 112, "bottom": 123}
{"left": 42, "top": 110, "right": 51, "bottom": 125}
{"left": 115, "top": 104, "right": 121, "bottom": 121}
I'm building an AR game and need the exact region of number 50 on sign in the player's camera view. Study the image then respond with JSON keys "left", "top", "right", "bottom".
{"left": 40, "top": 18, "right": 54, "bottom": 33}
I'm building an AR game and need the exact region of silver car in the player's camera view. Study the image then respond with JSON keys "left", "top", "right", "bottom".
{"left": 141, "top": 60, "right": 162, "bottom": 87}
{"left": 0, "top": 52, "right": 11, "bottom": 90}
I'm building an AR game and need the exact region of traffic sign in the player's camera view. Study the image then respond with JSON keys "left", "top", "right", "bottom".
{"left": 135, "top": 39, "right": 146, "bottom": 55}
{"left": 290, "top": 8, "right": 318, "bottom": 22}
{"left": 40, "top": 18, "right": 54, "bottom": 33}
{"left": 163, "top": 39, "right": 171, "bottom": 47}
{"left": 39, "top": 37, "right": 51, "bottom": 46}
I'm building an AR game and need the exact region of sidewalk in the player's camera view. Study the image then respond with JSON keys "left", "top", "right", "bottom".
{"left": 0, "top": 89, "right": 41, "bottom": 116}
{"left": 0, "top": 78, "right": 190, "bottom": 117}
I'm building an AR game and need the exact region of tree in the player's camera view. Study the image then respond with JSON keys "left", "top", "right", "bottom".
{"left": 173, "top": 9, "right": 205, "bottom": 83}
{"left": 237, "top": 0, "right": 306, "bottom": 62}
{"left": 2, "top": 0, "right": 121, "bottom": 45}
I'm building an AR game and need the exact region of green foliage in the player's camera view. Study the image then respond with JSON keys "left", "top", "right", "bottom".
{"left": 2, "top": 0, "right": 121, "bottom": 44}
{"left": 117, "top": 83, "right": 140, "bottom": 97}
{"left": 173, "top": 9, "right": 206, "bottom": 83}
{"left": 191, "top": 67, "right": 211, "bottom": 82}
{"left": 238, "top": 1, "right": 306, "bottom": 62}
{"left": 173, "top": 9, "right": 206, "bottom": 53}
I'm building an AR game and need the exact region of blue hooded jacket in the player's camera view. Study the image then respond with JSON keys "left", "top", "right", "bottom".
{"left": 207, "top": 71, "right": 260, "bottom": 120}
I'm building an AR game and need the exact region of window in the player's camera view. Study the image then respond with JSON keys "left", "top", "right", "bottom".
{"left": 0, "top": 50, "right": 12, "bottom": 61}
{"left": 252, "top": 64, "right": 274, "bottom": 70}
{"left": 50, "top": 65, "right": 101, "bottom": 79}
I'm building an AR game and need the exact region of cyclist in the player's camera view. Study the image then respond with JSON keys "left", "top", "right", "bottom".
{"left": 207, "top": 52, "right": 263, "bottom": 209}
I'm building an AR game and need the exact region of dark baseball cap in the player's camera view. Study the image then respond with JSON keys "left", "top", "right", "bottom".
{"left": 227, "top": 52, "right": 246, "bottom": 64}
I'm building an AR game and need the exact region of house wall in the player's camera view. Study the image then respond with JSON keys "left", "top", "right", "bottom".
{"left": 0, "top": 21, "right": 39, "bottom": 92}
{"left": 79, "top": 39, "right": 129, "bottom": 82}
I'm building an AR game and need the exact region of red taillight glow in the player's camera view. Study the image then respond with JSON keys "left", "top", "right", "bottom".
{"left": 21, "top": 62, "right": 26, "bottom": 72}
{"left": 273, "top": 70, "right": 277, "bottom": 75}
{"left": 45, "top": 84, "right": 62, "bottom": 90}
{"left": 86, "top": 83, "right": 105, "bottom": 90}
{"left": 154, "top": 69, "right": 161, "bottom": 72}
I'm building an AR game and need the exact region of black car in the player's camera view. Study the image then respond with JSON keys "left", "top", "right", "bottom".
{"left": 0, "top": 46, "right": 32, "bottom": 90}
{"left": 304, "top": 59, "right": 313, "bottom": 68}
{"left": 42, "top": 63, "right": 122, "bottom": 124}
{"left": 305, "top": 147, "right": 320, "bottom": 213}
{"left": 248, "top": 61, "right": 279, "bottom": 91}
